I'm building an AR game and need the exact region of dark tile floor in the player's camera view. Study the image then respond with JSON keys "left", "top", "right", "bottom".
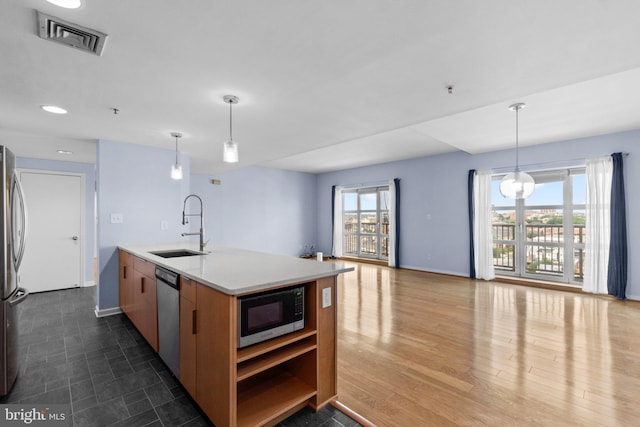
{"left": 0, "top": 287, "right": 362, "bottom": 427}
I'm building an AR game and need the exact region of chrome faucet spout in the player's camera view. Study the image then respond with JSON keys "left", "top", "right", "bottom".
{"left": 181, "top": 194, "right": 206, "bottom": 251}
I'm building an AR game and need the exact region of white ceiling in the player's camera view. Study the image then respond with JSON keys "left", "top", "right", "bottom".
{"left": 1, "top": 0, "right": 640, "bottom": 174}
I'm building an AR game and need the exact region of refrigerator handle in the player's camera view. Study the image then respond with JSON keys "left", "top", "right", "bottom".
{"left": 11, "top": 172, "right": 28, "bottom": 270}
{"left": 9, "top": 287, "right": 29, "bottom": 306}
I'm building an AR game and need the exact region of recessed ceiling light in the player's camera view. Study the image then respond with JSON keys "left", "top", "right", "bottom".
{"left": 56, "top": 149, "right": 73, "bottom": 155}
{"left": 46, "top": 0, "right": 82, "bottom": 9}
{"left": 42, "top": 105, "right": 68, "bottom": 114}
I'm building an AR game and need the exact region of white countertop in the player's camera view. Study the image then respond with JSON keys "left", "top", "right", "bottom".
{"left": 118, "top": 243, "right": 354, "bottom": 295}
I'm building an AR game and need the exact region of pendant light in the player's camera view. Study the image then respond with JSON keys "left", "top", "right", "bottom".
{"left": 223, "top": 95, "right": 239, "bottom": 163}
{"left": 499, "top": 103, "right": 535, "bottom": 199}
{"left": 170, "top": 132, "right": 183, "bottom": 180}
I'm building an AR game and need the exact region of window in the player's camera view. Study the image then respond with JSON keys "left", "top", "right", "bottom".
{"left": 343, "top": 187, "right": 389, "bottom": 260}
{"left": 492, "top": 168, "right": 585, "bottom": 284}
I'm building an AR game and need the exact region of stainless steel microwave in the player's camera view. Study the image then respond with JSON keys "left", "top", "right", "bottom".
{"left": 237, "top": 285, "right": 304, "bottom": 348}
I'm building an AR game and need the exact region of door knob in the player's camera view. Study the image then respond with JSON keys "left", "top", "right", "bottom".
{"left": 72, "top": 236, "right": 78, "bottom": 241}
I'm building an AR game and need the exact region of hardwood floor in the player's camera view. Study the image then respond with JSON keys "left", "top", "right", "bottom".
{"left": 335, "top": 262, "right": 640, "bottom": 426}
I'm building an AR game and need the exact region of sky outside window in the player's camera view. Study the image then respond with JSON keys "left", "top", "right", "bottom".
{"left": 492, "top": 173, "right": 585, "bottom": 207}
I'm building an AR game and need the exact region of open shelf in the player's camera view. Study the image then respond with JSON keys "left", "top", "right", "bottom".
{"left": 237, "top": 337, "right": 317, "bottom": 381}
{"left": 236, "top": 328, "right": 316, "bottom": 363}
{"left": 237, "top": 370, "right": 316, "bottom": 427}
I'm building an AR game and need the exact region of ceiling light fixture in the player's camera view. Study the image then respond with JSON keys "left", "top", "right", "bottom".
{"left": 170, "top": 132, "right": 183, "bottom": 180}
{"left": 500, "top": 102, "right": 535, "bottom": 199}
{"left": 56, "top": 149, "right": 73, "bottom": 155}
{"left": 46, "top": 0, "right": 82, "bottom": 9}
{"left": 223, "top": 95, "right": 239, "bottom": 163}
{"left": 41, "top": 105, "right": 67, "bottom": 114}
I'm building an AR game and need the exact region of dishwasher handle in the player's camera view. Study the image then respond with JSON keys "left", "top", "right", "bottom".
{"left": 155, "top": 266, "right": 180, "bottom": 290}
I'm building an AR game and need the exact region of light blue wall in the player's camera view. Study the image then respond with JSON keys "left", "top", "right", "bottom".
{"left": 191, "top": 166, "right": 317, "bottom": 256}
{"left": 95, "top": 129, "right": 639, "bottom": 310}
{"left": 96, "top": 140, "right": 191, "bottom": 310}
{"left": 16, "top": 157, "right": 96, "bottom": 284}
{"left": 316, "top": 130, "right": 639, "bottom": 299}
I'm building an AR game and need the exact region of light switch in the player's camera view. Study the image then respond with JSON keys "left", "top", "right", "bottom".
{"left": 322, "top": 287, "right": 332, "bottom": 308}
{"left": 161, "top": 220, "right": 169, "bottom": 230}
{"left": 110, "top": 213, "right": 123, "bottom": 224}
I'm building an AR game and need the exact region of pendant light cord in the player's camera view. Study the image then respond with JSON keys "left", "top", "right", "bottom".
{"left": 229, "top": 100, "right": 233, "bottom": 141}
{"left": 515, "top": 106, "right": 519, "bottom": 171}
{"left": 175, "top": 135, "right": 179, "bottom": 164}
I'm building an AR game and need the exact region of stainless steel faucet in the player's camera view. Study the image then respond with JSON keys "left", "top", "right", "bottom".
{"left": 181, "top": 194, "right": 206, "bottom": 252}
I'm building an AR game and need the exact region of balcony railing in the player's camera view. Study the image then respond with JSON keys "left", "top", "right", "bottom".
{"left": 492, "top": 223, "right": 585, "bottom": 281}
{"left": 343, "top": 233, "right": 389, "bottom": 257}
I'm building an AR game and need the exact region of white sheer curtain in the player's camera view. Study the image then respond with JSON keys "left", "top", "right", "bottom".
{"left": 388, "top": 180, "right": 397, "bottom": 267}
{"left": 473, "top": 169, "right": 495, "bottom": 280}
{"left": 583, "top": 156, "right": 612, "bottom": 294}
{"left": 331, "top": 186, "right": 343, "bottom": 258}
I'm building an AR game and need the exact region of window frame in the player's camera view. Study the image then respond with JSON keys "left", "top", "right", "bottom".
{"left": 492, "top": 167, "right": 585, "bottom": 284}
{"left": 342, "top": 186, "right": 389, "bottom": 260}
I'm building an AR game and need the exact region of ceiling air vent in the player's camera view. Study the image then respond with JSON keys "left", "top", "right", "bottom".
{"left": 37, "top": 11, "right": 108, "bottom": 56}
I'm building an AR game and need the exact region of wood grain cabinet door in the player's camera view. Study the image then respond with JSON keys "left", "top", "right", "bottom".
{"left": 179, "top": 277, "right": 197, "bottom": 397}
{"left": 195, "top": 283, "right": 236, "bottom": 426}
{"left": 118, "top": 251, "right": 133, "bottom": 319}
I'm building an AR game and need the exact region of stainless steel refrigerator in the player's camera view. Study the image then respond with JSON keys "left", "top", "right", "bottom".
{"left": 0, "top": 146, "right": 28, "bottom": 397}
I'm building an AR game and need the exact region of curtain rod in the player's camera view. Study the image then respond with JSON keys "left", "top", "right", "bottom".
{"left": 492, "top": 152, "right": 629, "bottom": 174}
{"left": 336, "top": 179, "right": 391, "bottom": 190}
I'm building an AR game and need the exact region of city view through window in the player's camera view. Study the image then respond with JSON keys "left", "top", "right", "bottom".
{"left": 492, "top": 170, "right": 586, "bottom": 283}
{"left": 343, "top": 187, "right": 389, "bottom": 260}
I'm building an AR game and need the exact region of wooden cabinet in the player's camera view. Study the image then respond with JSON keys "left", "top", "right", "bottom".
{"left": 192, "top": 278, "right": 337, "bottom": 427}
{"left": 179, "top": 277, "right": 197, "bottom": 397}
{"left": 118, "top": 249, "right": 338, "bottom": 427}
{"left": 118, "top": 250, "right": 134, "bottom": 319}
{"left": 195, "top": 282, "right": 236, "bottom": 426}
{"left": 119, "top": 251, "right": 158, "bottom": 351}
{"left": 133, "top": 257, "right": 158, "bottom": 351}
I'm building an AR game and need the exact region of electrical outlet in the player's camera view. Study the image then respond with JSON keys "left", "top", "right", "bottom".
{"left": 110, "top": 213, "right": 123, "bottom": 224}
{"left": 322, "top": 287, "right": 332, "bottom": 308}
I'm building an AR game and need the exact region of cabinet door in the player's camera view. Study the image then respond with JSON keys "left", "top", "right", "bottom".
{"left": 314, "top": 276, "right": 337, "bottom": 407}
{"left": 118, "top": 251, "right": 133, "bottom": 318}
{"left": 195, "top": 283, "right": 236, "bottom": 426}
{"left": 180, "top": 295, "right": 196, "bottom": 397}
{"left": 131, "top": 269, "right": 158, "bottom": 351}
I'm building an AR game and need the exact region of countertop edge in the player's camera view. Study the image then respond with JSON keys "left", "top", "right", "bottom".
{"left": 118, "top": 243, "right": 354, "bottom": 296}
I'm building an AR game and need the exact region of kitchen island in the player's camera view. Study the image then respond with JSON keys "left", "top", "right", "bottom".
{"left": 118, "top": 243, "right": 353, "bottom": 427}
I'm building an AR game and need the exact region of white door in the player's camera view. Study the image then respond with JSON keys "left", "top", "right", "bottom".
{"left": 19, "top": 170, "right": 84, "bottom": 293}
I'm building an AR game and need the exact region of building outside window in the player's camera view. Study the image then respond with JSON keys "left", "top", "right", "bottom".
{"left": 343, "top": 186, "right": 389, "bottom": 260}
{"left": 492, "top": 168, "right": 585, "bottom": 284}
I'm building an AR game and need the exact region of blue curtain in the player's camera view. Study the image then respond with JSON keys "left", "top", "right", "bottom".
{"left": 607, "top": 152, "right": 627, "bottom": 299}
{"left": 468, "top": 170, "right": 476, "bottom": 279}
{"left": 331, "top": 185, "right": 336, "bottom": 258}
{"left": 393, "top": 178, "right": 400, "bottom": 268}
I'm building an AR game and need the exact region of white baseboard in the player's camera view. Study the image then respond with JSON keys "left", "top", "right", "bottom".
{"left": 94, "top": 305, "right": 122, "bottom": 318}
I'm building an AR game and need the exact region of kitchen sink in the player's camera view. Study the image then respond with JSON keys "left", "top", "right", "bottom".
{"left": 149, "top": 249, "right": 205, "bottom": 258}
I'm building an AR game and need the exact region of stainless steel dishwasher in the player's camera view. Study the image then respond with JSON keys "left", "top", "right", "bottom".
{"left": 155, "top": 266, "right": 180, "bottom": 378}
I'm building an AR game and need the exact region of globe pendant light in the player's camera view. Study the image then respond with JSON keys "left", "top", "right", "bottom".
{"left": 500, "top": 103, "right": 534, "bottom": 199}
{"left": 223, "top": 95, "right": 239, "bottom": 163}
{"left": 170, "top": 132, "right": 183, "bottom": 180}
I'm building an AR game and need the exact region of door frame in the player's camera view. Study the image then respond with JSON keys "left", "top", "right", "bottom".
{"left": 18, "top": 168, "right": 86, "bottom": 289}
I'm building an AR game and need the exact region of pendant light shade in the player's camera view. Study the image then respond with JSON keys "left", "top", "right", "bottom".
{"left": 170, "top": 132, "right": 183, "bottom": 180}
{"left": 500, "top": 103, "right": 534, "bottom": 199}
{"left": 499, "top": 170, "right": 535, "bottom": 199}
{"left": 223, "top": 95, "right": 239, "bottom": 163}
{"left": 223, "top": 140, "right": 238, "bottom": 163}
